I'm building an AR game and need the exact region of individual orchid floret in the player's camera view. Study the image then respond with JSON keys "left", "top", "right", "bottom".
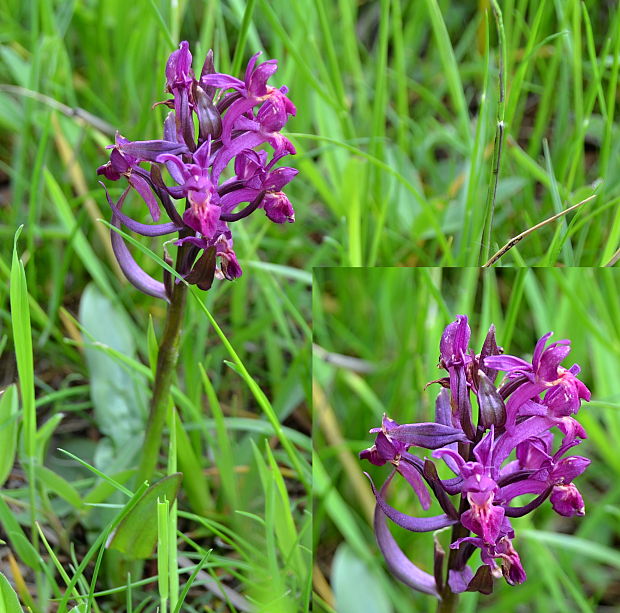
{"left": 485, "top": 333, "right": 591, "bottom": 430}
{"left": 361, "top": 315, "right": 591, "bottom": 602}
{"left": 97, "top": 42, "right": 297, "bottom": 299}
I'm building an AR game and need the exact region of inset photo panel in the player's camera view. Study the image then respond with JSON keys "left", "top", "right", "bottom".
{"left": 313, "top": 267, "right": 620, "bottom": 613}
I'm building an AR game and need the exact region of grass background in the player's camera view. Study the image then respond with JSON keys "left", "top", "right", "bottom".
{"left": 313, "top": 267, "right": 620, "bottom": 612}
{"left": 0, "top": 0, "right": 619, "bottom": 271}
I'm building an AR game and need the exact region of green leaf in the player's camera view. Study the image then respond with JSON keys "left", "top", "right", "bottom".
{"left": 34, "top": 465, "right": 82, "bottom": 509}
{"left": 35, "top": 412, "right": 63, "bottom": 464}
{"left": 146, "top": 314, "right": 158, "bottom": 375}
{"left": 106, "top": 474, "right": 183, "bottom": 559}
{"left": 174, "top": 412, "right": 212, "bottom": 515}
{"left": 0, "top": 570, "right": 22, "bottom": 613}
{"left": 79, "top": 284, "right": 147, "bottom": 454}
{"left": 0, "top": 385, "right": 18, "bottom": 487}
{"left": 332, "top": 543, "right": 392, "bottom": 613}
{"left": 10, "top": 227, "right": 35, "bottom": 463}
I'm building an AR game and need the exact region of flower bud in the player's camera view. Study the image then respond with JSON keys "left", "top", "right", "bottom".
{"left": 477, "top": 370, "right": 506, "bottom": 429}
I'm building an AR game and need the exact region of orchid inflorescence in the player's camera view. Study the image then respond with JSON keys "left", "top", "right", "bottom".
{"left": 97, "top": 41, "right": 297, "bottom": 300}
{"left": 360, "top": 315, "right": 591, "bottom": 598}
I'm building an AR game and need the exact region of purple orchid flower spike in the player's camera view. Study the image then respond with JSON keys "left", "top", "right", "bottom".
{"left": 97, "top": 42, "right": 297, "bottom": 299}
{"left": 360, "top": 316, "right": 591, "bottom": 604}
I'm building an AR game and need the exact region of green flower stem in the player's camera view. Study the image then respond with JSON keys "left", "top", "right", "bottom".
{"left": 135, "top": 266, "right": 188, "bottom": 486}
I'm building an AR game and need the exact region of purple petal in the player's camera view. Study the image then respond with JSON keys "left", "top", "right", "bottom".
{"left": 484, "top": 354, "right": 531, "bottom": 372}
{"left": 504, "top": 382, "right": 548, "bottom": 432}
{"left": 538, "top": 342, "right": 571, "bottom": 381}
{"left": 434, "top": 388, "right": 452, "bottom": 426}
{"left": 432, "top": 447, "right": 466, "bottom": 476}
{"left": 261, "top": 191, "right": 295, "bottom": 223}
{"left": 390, "top": 422, "right": 468, "bottom": 450}
{"left": 502, "top": 485, "right": 552, "bottom": 517}
{"left": 248, "top": 59, "right": 278, "bottom": 96}
{"left": 215, "top": 235, "right": 243, "bottom": 280}
{"left": 550, "top": 483, "right": 585, "bottom": 516}
{"left": 493, "top": 416, "right": 555, "bottom": 466}
{"left": 263, "top": 166, "right": 298, "bottom": 191}
{"left": 532, "top": 332, "right": 554, "bottom": 372}
{"left": 155, "top": 153, "right": 189, "bottom": 186}
{"left": 128, "top": 173, "right": 161, "bottom": 221}
{"left": 448, "top": 567, "right": 474, "bottom": 594}
{"left": 515, "top": 432, "right": 552, "bottom": 469}
{"left": 549, "top": 455, "right": 590, "bottom": 483}
{"left": 374, "top": 431, "right": 398, "bottom": 462}
{"left": 460, "top": 504, "right": 505, "bottom": 544}
{"left": 183, "top": 194, "right": 221, "bottom": 238}
{"left": 220, "top": 97, "right": 260, "bottom": 145}
{"left": 201, "top": 73, "right": 245, "bottom": 91}
{"left": 496, "top": 537, "right": 527, "bottom": 585}
{"left": 219, "top": 188, "right": 261, "bottom": 214}
{"left": 498, "top": 479, "right": 547, "bottom": 503}
{"left": 163, "top": 111, "right": 178, "bottom": 143}
{"left": 544, "top": 378, "right": 589, "bottom": 417}
{"left": 165, "top": 41, "right": 193, "bottom": 90}
{"left": 473, "top": 427, "right": 495, "bottom": 469}
{"left": 211, "top": 131, "right": 267, "bottom": 182}
{"left": 119, "top": 139, "right": 189, "bottom": 162}
{"left": 440, "top": 315, "right": 470, "bottom": 364}
{"left": 366, "top": 472, "right": 456, "bottom": 532}
{"left": 100, "top": 183, "right": 181, "bottom": 237}
{"left": 110, "top": 216, "right": 168, "bottom": 301}
{"left": 244, "top": 52, "right": 261, "bottom": 85}
{"left": 374, "top": 504, "right": 439, "bottom": 597}
{"left": 397, "top": 460, "right": 431, "bottom": 510}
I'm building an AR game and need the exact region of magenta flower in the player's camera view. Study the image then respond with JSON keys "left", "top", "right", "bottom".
{"left": 360, "top": 316, "right": 591, "bottom": 599}
{"left": 97, "top": 42, "right": 297, "bottom": 300}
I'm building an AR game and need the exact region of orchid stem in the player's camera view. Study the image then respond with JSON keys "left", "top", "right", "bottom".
{"left": 135, "top": 266, "right": 187, "bottom": 486}
{"left": 436, "top": 589, "right": 458, "bottom": 613}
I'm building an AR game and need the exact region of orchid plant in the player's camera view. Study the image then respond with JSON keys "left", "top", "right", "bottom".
{"left": 360, "top": 316, "right": 590, "bottom": 611}
{"left": 97, "top": 41, "right": 297, "bottom": 484}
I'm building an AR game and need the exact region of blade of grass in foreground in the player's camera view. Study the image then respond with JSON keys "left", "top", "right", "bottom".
{"left": 10, "top": 227, "right": 38, "bottom": 554}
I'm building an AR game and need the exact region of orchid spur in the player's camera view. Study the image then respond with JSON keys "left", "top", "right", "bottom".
{"left": 360, "top": 316, "right": 590, "bottom": 606}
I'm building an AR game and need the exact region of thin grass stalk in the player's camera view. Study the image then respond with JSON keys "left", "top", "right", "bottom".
{"left": 157, "top": 497, "right": 170, "bottom": 613}
{"left": 167, "top": 405, "right": 179, "bottom": 610}
{"left": 479, "top": 0, "right": 506, "bottom": 265}
{"left": 10, "top": 228, "right": 39, "bottom": 573}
